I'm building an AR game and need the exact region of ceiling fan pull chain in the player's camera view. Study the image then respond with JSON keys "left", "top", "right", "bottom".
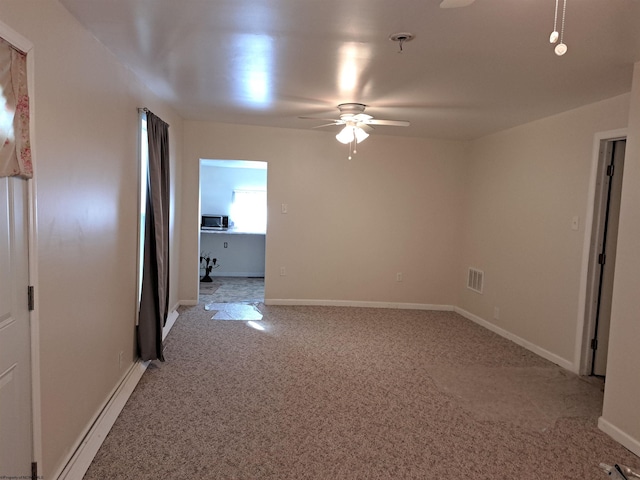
{"left": 560, "top": 0, "right": 566, "bottom": 43}
{"left": 554, "top": 0, "right": 568, "bottom": 56}
{"left": 549, "top": 0, "right": 559, "bottom": 43}
{"left": 348, "top": 136, "right": 360, "bottom": 160}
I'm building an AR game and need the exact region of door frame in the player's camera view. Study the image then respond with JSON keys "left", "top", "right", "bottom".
{"left": 575, "top": 128, "right": 627, "bottom": 376}
{"left": 0, "top": 19, "right": 42, "bottom": 472}
{"left": 197, "top": 159, "right": 268, "bottom": 299}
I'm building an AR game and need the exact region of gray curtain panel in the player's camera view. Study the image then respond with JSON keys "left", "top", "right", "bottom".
{"left": 138, "top": 111, "right": 170, "bottom": 362}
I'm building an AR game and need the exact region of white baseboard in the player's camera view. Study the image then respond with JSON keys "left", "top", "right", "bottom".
{"left": 454, "top": 307, "right": 574, "bottom": 371}
{"left": 56, "top": 309, "right": 180, "bottom": 480}
{"left": 209, "top": 272, "right": 265, "bottom": 277}
{"left": 265, "top": 298, "right": 454, "bottom": 311}
{"left": 598, "top": 417, "right": 640, "bottom": 457}
{"left": 163, "top": 308, "right": 179, "bottom": 341}
{"left": 56, "top": 360, "right": 149, "bottom": 480}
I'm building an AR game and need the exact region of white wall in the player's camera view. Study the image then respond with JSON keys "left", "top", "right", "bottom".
{"left": 459, "top": 94, "right": 630, "bottom": 367}
{"left": 200, "top": 164, "right": 267, "bottom": 217}
{"left": 200, "top": 232, "right": 265, "bottom": 277}
{"left": 180, "top": 122, "right": 468, "bottom": 306}
{"left": 600, "top": 62, "right": 640, "bottom": 456}
{"left": 0, "top": 2, "right": 183, "bottom": 477}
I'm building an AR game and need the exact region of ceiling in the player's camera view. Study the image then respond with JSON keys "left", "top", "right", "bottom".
{"left": 60, "top": 0, "right": 640, "bottom": 140}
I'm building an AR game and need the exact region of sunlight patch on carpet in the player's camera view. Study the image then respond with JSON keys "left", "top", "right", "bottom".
{"left": 205, "top": 302, "right": 263, "bottom": 321}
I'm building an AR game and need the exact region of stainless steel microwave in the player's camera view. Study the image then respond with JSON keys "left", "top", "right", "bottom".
{"left": 201, "top": 214, "right": 229, "bottom": 230}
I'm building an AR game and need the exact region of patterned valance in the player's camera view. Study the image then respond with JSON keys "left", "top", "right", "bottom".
{"left": 0, "top": 36, "right": 32, "bottom": 179}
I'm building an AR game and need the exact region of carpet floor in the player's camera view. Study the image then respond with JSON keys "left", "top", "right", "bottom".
{"left": 83, "top": 305, "right": 639, "bottom": 479}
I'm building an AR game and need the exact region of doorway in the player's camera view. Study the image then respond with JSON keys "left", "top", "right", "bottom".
{"left": 584, "top": 137, "right": 626, "bottom": 377}
{"left": 198, "top": 159, "right": 267, "bottom": 303}
{"left": 0, "top": 24, "right": 39, "bottom": 479}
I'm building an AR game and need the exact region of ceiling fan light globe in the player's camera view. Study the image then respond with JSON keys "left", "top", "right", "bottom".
{"left": 354, "top": 127, "right": 369, "bottom": 143}
{"left": 336, "top": 126, "right": 355, "bottom": 144}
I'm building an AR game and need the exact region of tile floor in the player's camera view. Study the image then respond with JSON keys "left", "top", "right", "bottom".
{"left": 198, "top": 276, "right": 265, "bottom": 321}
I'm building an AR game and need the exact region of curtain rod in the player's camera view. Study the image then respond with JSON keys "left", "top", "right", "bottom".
{"left": 137, "top": 107, "right": 170, "bottom": 127}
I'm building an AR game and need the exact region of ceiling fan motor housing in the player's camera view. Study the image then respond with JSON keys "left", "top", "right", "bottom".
{"left": 338, "top": 103, "right": 367, "bottom": 116}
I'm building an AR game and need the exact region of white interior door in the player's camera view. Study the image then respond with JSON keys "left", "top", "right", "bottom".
{"left": 0, "top": 176, "right": 32, "bottom": 477}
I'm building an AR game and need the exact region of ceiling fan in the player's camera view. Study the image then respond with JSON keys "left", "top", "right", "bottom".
{"left": 300, "top": 103, "right": 409, "bottom": 159}
{"left": 439, "top": 0, "right": 476, "bottom": 8}
{"left": 300, "top": 102, "right": 409, "bottom": 142}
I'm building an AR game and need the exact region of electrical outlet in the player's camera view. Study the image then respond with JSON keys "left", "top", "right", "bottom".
{"left": 280, "top": 266, "right": 286, "bottom": 276}
{"left": 118, "top": 351, "right": 124, "bottom": 369}
{"left": 493, "top": 307, "right": 500, "bottom": 320}
{"left": 396, "top": 272, "right": 403, "bottom": 282}
{"left": 281, "top": 203, "right": 288, "bottom": 214}
{"left": 224, "top": 242, "right": 228, "bottom": 248}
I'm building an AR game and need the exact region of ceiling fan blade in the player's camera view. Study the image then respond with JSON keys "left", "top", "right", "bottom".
{"left": 312, "top": 122, "right": 342, "bottom": 129}
{"left": 353, "top": 113, "right": 373, "bottom": 122}
{"left": 440, "top": 0, "right": 476, "bottom": 8}
{"left": 298, "top": 116, "right": 340, "bottom": 121}
{"left": 357, "top": 124, "right": 374, "bottom": 133}
{"left": 367, "top": 119, "right": 410, "bottom": 127}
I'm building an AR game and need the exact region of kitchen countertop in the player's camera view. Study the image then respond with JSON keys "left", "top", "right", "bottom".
{"left": 200, "top": 229, "right": 265, "bottom": 235}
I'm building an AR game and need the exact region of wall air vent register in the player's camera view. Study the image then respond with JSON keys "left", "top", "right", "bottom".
{"left": 467, "top": 267, "right": 484, "bottom": 294}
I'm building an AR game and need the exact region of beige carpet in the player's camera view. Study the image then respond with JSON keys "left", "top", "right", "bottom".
{"left": 83, "top": 305, "right": 639, "bottom": 479}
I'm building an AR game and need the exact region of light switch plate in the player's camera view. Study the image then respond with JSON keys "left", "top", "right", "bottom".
{"left": 571, "top": 216, "right": 579, "bottom": 231}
